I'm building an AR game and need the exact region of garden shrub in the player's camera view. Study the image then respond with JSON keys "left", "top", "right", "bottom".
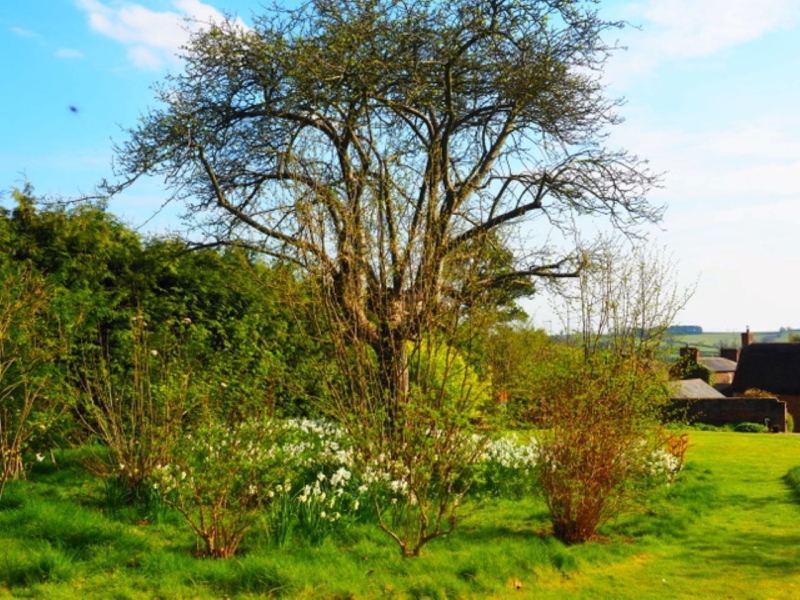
{"left": 152, "top": 416, "right": 299, "bottom": 558}
{"left": 733, "top": 422, "right": 768, "bottom": 433}
{"left": 0, "top": 267, "right": 68, "bottom": 500}
{"left": 532, "top": 347, "right": 674, "bottom": 544}
{"left": 78, "top": 316, "right": 201, "bottom": 500}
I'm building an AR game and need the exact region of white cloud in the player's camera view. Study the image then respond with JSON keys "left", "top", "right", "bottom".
{"left": 608, "top": 0, "right": 800, "bottom": 84}
{"left": 75, "top": 0, "right": 237, "bottom": 70}
{"left": 55, "top": 48, "right": 84, "bottom": 59}
{"left": 610, "top": 114, "right": 800, "bottom": 204}
{"left": 127, "top": 45, "right": 163, "bottom": 70}
{"left": 642, "top": 0, "right": 800, "bottom": 58}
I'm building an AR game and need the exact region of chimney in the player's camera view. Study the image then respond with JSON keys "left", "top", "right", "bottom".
{"left": 680, "top": 346, "right": 699, "bottom": 364}
{"left": 720, "top": 347, "right": 740, "bottom": 362}
{"left": 741, "top": 326, "right": 754, "bottom": 349}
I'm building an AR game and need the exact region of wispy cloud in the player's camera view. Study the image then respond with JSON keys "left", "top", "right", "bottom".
{"left": 613, "top": 115, "right": 800, "bottom": 206}
{"left": 75, "top": 0, "right": 240, "bottom": 71}
{"left": 608, "top": 0, "right": 800, "bottom": 84}
{"left": 10, "top": 26, "right": 43, "bottom": 41}
{"left": 55, "top": 48, "right": 84, "bottom": 59}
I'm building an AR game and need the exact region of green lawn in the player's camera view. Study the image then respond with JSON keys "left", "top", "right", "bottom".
{"left": 1, "top": 432, "right": 799, "bottom": 598}
{"left": 533, "top": 432, "right": 800, "bottom": 599}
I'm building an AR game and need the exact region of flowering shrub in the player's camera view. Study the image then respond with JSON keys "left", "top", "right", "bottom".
{"left": 153, "top": 414, "right": 550, "bottom": 557}
{"left": 644, "top": 448, "right": 683, "bottom": 482}
{"left": 341, "top": 413, "right": 491, "bottom": 557}
{"left": 153, "top": 417, "right": 294, "bottom": 558}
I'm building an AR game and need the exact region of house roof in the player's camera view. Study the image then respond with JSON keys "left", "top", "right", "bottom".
{"left": 730, "top": 343, "right": 800, "bottom": 395}
{"left": 668, "top": 378, "right": 726, "bottom": 399}
{"left": 699, "top": 356, "right": 737, "bottom": 373}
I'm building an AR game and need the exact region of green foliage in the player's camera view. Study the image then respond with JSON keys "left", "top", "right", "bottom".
{"left": 669, "top": 350, "right": 713, "bottom": 383}
{"left": 1, "top": 188, "right": 327, "bottom": 422}
{"left": 733, "top": 422, "right": 769, "bottom": 433}
{"left": 485, "top": 324, "right": 559, "bottom": 424}
{"left": 408, "top": 340, "right": 493, "bottom": 421}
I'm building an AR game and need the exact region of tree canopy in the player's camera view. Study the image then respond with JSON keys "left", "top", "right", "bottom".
{"left": 113, "top": 0, "right": 661, "bottom": 426}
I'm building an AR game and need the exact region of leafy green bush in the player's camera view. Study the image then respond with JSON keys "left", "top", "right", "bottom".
{"left": 733, "top": 422, "right": 768, "bottom": 433}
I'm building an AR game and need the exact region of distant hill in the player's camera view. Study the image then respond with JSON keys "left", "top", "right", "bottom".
{"left": 667, "top": 330, "right": 794, "bottom": 355}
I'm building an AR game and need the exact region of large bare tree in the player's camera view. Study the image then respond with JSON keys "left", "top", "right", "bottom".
{"left": 113, "top": 0, "right": 659, "bottom": 426}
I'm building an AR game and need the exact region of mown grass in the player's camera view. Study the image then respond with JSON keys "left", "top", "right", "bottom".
{"left": 2, "top": 432, "right": 800, "bottom": 598}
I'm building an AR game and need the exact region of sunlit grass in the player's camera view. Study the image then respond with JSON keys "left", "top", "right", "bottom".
{"left": 2, "top": 433, "right": 800, "bottom": 598}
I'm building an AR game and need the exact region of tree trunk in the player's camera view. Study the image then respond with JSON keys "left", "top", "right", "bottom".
{"left": 375, "top": 328, "right": 410, "bottom": 440}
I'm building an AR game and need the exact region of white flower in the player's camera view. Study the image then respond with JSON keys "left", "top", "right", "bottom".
{"left": 35, "top": 453, "right": 45, "bottom": 462}
{"left": 150, "top": 349, "right": 158, "bottom": 356}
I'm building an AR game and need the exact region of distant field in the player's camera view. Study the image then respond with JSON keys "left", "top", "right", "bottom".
{"left": 667, "top": 330, "right": 793, "bottom": 354}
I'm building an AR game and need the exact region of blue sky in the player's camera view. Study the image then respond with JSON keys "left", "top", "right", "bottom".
{"left": 2, "top": 0, "right": 799, "bottom": 333}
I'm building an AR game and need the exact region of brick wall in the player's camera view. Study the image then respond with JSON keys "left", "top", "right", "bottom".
{"left": 671, "top": 397, "right": 787, "bottom": 432}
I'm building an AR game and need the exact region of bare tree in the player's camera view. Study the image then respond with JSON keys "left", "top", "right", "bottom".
{"left": 112, "top": 0, "right": 659, "bottom": 427}
{"left": 556, "top": 236, "right": 694, "bottom": 360}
